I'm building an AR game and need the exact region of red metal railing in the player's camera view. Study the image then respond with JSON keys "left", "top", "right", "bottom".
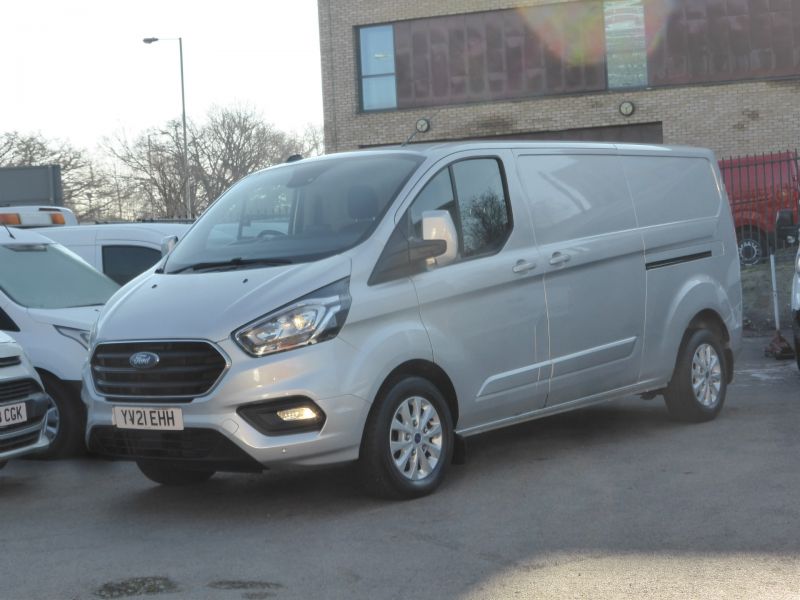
{"left": 718, "top": 150, "right": 800, "bottom": 266}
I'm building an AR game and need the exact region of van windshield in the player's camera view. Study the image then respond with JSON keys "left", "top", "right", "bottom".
{"left": 164, "top": 153, "right": 423, "bottom": 273}
{"left": 0, "top": 243, "right": 120, "bottom": 308}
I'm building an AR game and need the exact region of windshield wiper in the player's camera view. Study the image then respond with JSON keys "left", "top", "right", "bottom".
{"left": 169, "top": 257, "right": 293, "bottom": 274}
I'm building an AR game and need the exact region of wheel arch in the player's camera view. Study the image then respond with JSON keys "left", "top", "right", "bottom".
{"left": 371, "top": 360, "right": 459, "bottom": 428}
{"left": 676, "top": 309, "right": 734, "bottom": 384}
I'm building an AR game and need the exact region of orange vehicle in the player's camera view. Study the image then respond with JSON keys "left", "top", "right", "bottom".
{"left": 719, "top": 151, "right": 800, "bottom": 265}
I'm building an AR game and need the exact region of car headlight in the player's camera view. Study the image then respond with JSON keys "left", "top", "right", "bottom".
{"left": 796, "top": 251, "right": 800, "bottom": 275}
{"left": 54, "top": 325, "right": 91, "bottom": 350}
{"left": 234, "top": 278, "right": 351, "bottom": 357}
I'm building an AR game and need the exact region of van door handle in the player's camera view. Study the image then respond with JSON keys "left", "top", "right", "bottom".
{"left": 549, "top": 252, "right": 571, "bottom": 266}
{"left": 512, "top": 260, "right": 536, "bottom": 274}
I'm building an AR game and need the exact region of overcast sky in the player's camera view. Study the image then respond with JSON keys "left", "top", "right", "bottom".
{"left": 1, "top": 0, "right": 323, "bottom": 151}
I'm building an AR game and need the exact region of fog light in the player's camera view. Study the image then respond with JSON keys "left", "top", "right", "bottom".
{"left": 276, "top": 406, "right": 319, "bottom": 422}
{"left": 237, "top": 397, "right": 326, "bottom": 436}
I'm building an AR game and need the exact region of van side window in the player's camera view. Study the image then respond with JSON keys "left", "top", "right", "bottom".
{"left": 452, "top": 159, "right": 511, "bottom": 257}
{"left": 102, "top": 246, "right": 162, "bottom": 285}
{"left": 407, "top": 158, "right": 512, "bottom": 259}
{"left": 408, "top": 169, "right": 457, "bottom": 239}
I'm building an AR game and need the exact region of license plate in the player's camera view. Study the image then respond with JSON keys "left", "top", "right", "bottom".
{"left": 112, "top": 407, "right": 184, "bottom": 431}
{"left": 0, "top": 402, "right": 27, "bottom": 428}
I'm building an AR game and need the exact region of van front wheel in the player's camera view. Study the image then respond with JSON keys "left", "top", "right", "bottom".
{"left": 358, "top": 376, "right": 453, "bottom": 500}
{"left": 664, "top": 329, "right": 727, "bottom": 422}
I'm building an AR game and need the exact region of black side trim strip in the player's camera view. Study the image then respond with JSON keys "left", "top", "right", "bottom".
{"left": 646, "top": 251, "right": 712, "bottom": 271}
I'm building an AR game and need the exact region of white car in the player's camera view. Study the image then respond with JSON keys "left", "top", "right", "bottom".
{"left": 0, "top": 331, "right": 56, "bottom": 468}
{"left": 0, "top": 226, "right": 119, "bottom": 457}
{"left": 38, "top": 223, "right": 191, "bottom": 285}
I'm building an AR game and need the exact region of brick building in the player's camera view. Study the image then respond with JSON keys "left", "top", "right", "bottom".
{"left": 317, "top": 0, "right": 800, "bottom": 157}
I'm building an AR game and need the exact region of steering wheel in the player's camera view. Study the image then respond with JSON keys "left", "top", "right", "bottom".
{"left": 256, "top": 229, "right": 287, "bottom": 238}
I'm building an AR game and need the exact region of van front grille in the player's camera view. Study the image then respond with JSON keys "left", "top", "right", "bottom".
{"left": 91, "top": 342, "right": 227, "bottom": 401}
{"left": 0, "top": 356, "right": 22, "bottom": 368}
{"left": 0, "top": 379, "right": 40, "bottom": 403}
{"left": 0, "top": 429, "right": 40, "bottom": 453}
{"left": 88, "top": 427, "right": 262, "bottom": 471}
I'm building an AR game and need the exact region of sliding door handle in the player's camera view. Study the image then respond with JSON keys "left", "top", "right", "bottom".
{"left": 512, "top": 260, "right": 536, "bottom": 274}
{"left": 549, "top": 252, "right": 571, "bottom": 266}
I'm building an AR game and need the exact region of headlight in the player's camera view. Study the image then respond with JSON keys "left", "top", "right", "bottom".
{"left": 54, "top": 325, "right": 91, "bottom": 350}
{"left": 796, "top": 251, "right": 800, "bottom": 275}
{"left": 234, "top": 278, "right": 351, "bottom": 357}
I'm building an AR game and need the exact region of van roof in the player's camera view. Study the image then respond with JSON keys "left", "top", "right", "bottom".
{"left": 288, "top": 141, "right": 716, "bottom": 165}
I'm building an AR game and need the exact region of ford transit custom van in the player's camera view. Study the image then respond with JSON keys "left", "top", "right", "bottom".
{"left": 83, "top": 142, "right": 742, "bottom": 498}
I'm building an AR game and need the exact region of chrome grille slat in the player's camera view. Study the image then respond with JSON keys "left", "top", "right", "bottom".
{"left": 0, "top": 356, "right": 22, "bottom": 368}
{"left": 0, "top": 379, "right": 40, "bottom": 403}
{"left": 90, "top": 342, "right": 227, "bottom": 402}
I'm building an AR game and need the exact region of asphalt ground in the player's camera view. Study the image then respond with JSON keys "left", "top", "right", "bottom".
{"left": 1, "top": 336, "right": 798, "bottom": 600}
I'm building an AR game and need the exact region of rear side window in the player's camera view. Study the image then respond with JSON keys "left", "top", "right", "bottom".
{"left": 517, "top": 154, "right": 636, "bottom": 245}
{"left": 102, "top": 246, "right": 161, "bottom": 285}
{"left": 623, "top": 156, "right": 720, "bottom": 227}
{"left": 407, "top": 158, "right": 512, "bottom": 259}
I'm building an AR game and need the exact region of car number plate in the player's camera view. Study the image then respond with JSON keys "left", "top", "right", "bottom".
{"left": 0, "top": 402, "right": 27, "bottom": 428}
{"left": 112, "top": 407, "right": 184, "bottom": 431}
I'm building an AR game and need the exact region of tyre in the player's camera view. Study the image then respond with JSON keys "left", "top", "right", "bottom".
{"left": 358, "top": 376, "right": 454, "bottom": 500}
{"left": 136, "top": 460, "right": 215, "bottom": 486}
{"left": 736, "top": 229, "right": 766, "bottom": 266}
{"left": 38, "top": 373, "right": 85, "bottom": 458}
{"left": 664, "top": 329, "right": 727, "bottom": 423}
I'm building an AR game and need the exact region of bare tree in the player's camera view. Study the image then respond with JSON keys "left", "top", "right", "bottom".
{"left": 189, "top": 105, "right": 306, "bottom": 208}
{"left": 0, "top": 131, "right": 114, "bottom": 220}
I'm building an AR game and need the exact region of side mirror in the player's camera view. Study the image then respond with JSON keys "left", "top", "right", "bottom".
{"left": 161, "top": 235, "right": 179, "bottom": 256}
{"left": 421, "top": 210, "right": 458, "bottom": 267}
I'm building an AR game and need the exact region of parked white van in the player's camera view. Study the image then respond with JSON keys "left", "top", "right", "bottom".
{"left": 83, "top": 142, "right": 742, "bottom": 498}
{"left": 0, "top": 331, "right": 56, "bottom": 468}
{"left": 0, "top": 227, "right": 119, "bottom": 457}
{"left": 39, "top": 223, "right": 192, "bottom": 285}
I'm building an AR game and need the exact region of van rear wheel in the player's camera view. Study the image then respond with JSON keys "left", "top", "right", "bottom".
{"left": 136, "top": 460, "right": 215, "bottom": 486}
{"left": 664, "top": 329, "right": 727, "bottom": 422}
{"left": 358, "top": 376, "right": 453, "bottom": 500}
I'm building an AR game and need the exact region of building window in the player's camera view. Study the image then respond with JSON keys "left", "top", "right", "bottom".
{"left": 359, "top": 25, "right": 397, "bottom": 110}
{"left": 604, "top": 0, "right": 648, "bottom": 89}
{"left": 645, "top": 0, "right": 800, "bottom": 86}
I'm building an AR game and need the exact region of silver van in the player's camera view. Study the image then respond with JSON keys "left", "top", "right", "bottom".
{"left": 83, "top": 142, "right": 742, "bottom": 498}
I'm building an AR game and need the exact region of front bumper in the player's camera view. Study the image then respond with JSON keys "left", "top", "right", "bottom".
{"left": 83, "top": 337, "right": 372, "bottom": 470}
{"left": 0, "top": 393, "right": 55, "bottom": 461}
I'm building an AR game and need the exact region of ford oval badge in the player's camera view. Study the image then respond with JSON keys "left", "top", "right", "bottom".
{"left": 129, "top": 351, "right": 160, "bottom": 369}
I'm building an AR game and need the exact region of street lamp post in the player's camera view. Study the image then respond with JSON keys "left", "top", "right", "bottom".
{"left": 143, "top": 36, "right": 192, "bottom": 219}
